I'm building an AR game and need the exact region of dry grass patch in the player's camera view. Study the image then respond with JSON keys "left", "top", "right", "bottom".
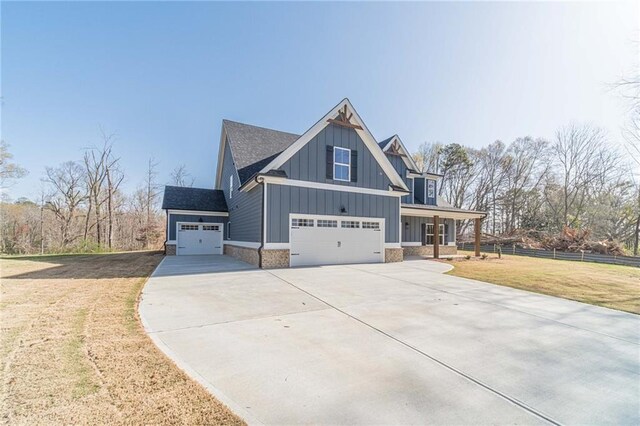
{"left": 442, "top": 251, "right": 640, "bottom": 314}
{"left": 1, "top": 252, "right": 245, "bottom": 425}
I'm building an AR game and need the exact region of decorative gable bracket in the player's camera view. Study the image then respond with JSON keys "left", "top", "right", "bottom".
{"left": 327, "top": 105, "right": 363, "bottom": 130}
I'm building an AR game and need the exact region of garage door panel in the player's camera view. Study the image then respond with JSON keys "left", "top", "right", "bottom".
{"left": 290, "top": 216, "right": 384, "bottom": 267}
{"left": 177, "top": 223, "right": 223, "bottom": 255}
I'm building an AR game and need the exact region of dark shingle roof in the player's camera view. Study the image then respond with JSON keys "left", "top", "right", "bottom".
{"left": 378, "top": 136, "right": 394, "bottom": 150}
{"left": 223, "top": 120, "right": 300, "bottom": 184}
{"left": 162, "top": 186, "right": 228, "bottom": 212}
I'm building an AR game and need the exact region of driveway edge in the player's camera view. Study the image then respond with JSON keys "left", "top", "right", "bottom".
{"left": 139, "top": 257, "right": 264, "bottom": 426}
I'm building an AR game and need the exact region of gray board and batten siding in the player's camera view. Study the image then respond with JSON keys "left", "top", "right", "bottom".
{"left": 221, "top": 140, "right": 264, "bottom": 243}
{"left": 168, "top": 214, "right": 228, "bottom": 241}
{"left": 278, "top": 123, "right": 393, "bottom": 191}
{"left": 266, "top": 184, "right": 400, "bottom": 244}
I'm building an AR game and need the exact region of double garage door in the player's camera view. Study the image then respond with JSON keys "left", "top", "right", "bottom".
{"left": 290, "top": 215, "right": 384, "bottom": 267}
{"left": 177, "top": 223, "right": 223, "bottom": 255}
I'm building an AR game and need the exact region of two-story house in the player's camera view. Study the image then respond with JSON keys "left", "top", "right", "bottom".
{"left": 161, "top": 99, "right": 485, "bottom": 267}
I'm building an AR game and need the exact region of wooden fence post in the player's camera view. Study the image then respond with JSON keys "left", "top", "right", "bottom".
{"left": 553, "top": 248, "right": 556, "bottom": 259}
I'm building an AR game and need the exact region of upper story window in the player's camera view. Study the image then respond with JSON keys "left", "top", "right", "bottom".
{"left": 427, "top": 180, "right": 435, "bottom": 199}
{"left": 333, "top": 147, "right": 351, "bottom": 182}
{"left": 229, "top": 175, "right": 233, "bottom": 199}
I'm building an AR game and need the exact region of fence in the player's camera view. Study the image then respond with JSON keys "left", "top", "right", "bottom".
{"left": 457, "top": 243, "right": 640, "bottom": 268}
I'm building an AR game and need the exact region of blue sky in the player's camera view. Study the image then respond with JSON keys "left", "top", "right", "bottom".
{"left": 2, "top": 1, "right": 638, "bottom": 200}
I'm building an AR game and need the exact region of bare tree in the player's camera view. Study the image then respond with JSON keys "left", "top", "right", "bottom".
{"left": 546, "top": 124, "right": 618, "bottom": 229}
{"left": 170, "top": 164, "right": 195, "bottom": 187}
{"left": 142, "top": 158, "right": 160, "bottom": 249}
{"left": 0, "top": 140, "right": 27, "bottom": 191}
{"left": 413, "top": 142, "right": 442, "bottom": 173}
{"left": 44, "top": 161, "right": 86, "bottom": 248}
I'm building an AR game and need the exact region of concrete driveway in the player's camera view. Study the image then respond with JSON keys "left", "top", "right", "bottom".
{"left": 140, "top": 255, "right": 640, "bottom": 425}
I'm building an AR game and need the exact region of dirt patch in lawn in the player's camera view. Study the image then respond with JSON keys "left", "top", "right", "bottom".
{"left": 442, "top": 251, "right": 640, "bottom": 314}
{"left": 0, "top": 252, "right": 244, "bottom": 425}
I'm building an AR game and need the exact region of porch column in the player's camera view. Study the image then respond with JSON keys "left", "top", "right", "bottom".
{"left": 433, "top": 215, "right": 440, "bottom": 259}
{"left": 474, "top": 217, "right": 481, "bottom": 257}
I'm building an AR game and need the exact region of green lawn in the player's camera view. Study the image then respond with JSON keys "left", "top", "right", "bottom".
{"left": 443, "top": 251, "right": 640, "bottom": 314}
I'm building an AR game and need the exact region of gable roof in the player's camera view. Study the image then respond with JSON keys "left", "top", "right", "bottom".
{"left": 222, "top": 120, "right": 300, "bottom": 185}
{"left": 254, "top": 98, "right": 409, "bottom": 191}
{"left": 377, "top": 136, "right": 394, "bottom": 150}
{"left": 379, "top": 135, "right": 420, "bottom": 173}
{"left": 162, "top": 186, "right": 228, "bottom": 212}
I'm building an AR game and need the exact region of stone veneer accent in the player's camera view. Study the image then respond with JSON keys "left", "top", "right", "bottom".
{"left": 224, "top": 244, "right": 260, "bottom": 267}
{"left": 165, "top": 243, "right": 176, "bottom": 256}
{"left": 385, "top": 248, "right": 404, "bottom": 263}
{"left": 402, "top": 245, "right": 457, "bottom": 257}
{"left": 260, "top": 249, "right": 290, "bottom": 269}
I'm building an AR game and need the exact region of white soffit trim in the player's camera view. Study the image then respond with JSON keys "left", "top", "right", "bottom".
{"left": 262, "top": 177, "right": 404, "bottom": 197}
{"left": 223, "top": 240, "right": 261, "bottom": 249}
{"left": 214, "top": 126, "right": 227, "bottom": 189}
{"left": 401, "top": 207, "right": 484, "bottom": 220}
{"left": 257, "top": 98, "right": 409, "bottom": 191}
{"left": 168, "top": 209, "right": 229, "bottom": 217}
{"left": 383, "top": 135, "right": 420, "bottom": 172}
{"left": 263, "top": 242, "right": 290, "bottom": 249}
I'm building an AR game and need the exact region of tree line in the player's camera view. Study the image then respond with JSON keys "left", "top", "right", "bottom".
{"left": 0, "top": 133, "right": 194, "bottom": 255}
{"left": 412, "top": 124, "right": 639, "bottom": 255}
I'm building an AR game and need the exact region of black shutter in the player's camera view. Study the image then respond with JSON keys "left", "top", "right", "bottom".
{"left": 350, "top": 150, "right": 358, "bottom": 182}
{"left": 421, "top": 223, "right": 426, "bottom": 246}
{"left": 326, "top": 146, "right": 334, "bottom": 179}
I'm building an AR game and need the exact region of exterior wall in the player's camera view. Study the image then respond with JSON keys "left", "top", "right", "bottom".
{"left": 220, "top": 141, "right": 263, "bottom": 243}
{"left": 385, "top": 248, "right": 404, "bottom": 263}
{"left": 267, "top": 184, "right": 401, "bottom": 244}
{"left": 386, "top": 154, "right": 413, "bottom": 204}
{"left": 224, "top": 244, "right": 260, "bottom": 266}
{"left": 260, "top": 249, "right": 290, "bottom": 268}
{"left": 401, "top": 216, "right": 455, "bottom": 244}
{"left": 166, "top": 243, "right": 176, "bottom": 255}
{"left": 403, "top": 245, "right": 457, "bottom": 257}
{"left": 167, "top": 213, "right": 228, "bottom": 241}
{"left": 279, "top": 124, "right": 393, "bottom": 191}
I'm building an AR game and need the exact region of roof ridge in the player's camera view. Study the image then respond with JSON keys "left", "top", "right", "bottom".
{"left": 223, "top": 119, "right": 300, "bottom": 137}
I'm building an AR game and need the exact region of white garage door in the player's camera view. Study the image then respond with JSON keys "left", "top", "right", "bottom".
{"left": 290, "top": 215, "right": 384, "bottom": 267}
{"left": 177, "top": 223, "right": 223, "bottom": 255}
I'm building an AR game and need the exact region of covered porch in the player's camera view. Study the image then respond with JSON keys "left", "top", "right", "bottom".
{"left": 401, "top": 204, "right": 486, "bottom": 259}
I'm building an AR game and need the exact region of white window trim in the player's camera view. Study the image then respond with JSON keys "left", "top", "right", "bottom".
{"left": 426, "top": 223, "right": 445, "bottom": 245}
{"left": 229, "top": 175, "right": 234, "bottom": 199}
{"left": 427, "top": 180, "right": 435, "bottom": 199}
{"left": 333, "top": 147, "right": 351, "bottom": 182}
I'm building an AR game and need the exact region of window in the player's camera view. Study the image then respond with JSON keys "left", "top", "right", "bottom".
{"left": 317, "top": 219, "right": 338, "bottom": 228}
{"left": 426, "top": 224, "right": 445, "bottom": 245}
{"left": 362, "top": 221, "right": 380, "bottom": 229}
{"left": 427, "top": 180, "right": 435, "bottom": 199}
{"left": 202, "top": 225, "right": 219, "bottom": 231}
{"left": 292, "top": 218, "right": 314, "bottom": 227}
{"left": 229, "top": 175, "right": 233, "bottom": 199}
{"left": 333, "top": 147, "right": 351, "bottom": 182}
{"left": 180, "top": 224, "right": 199, "bottom": 231}
{"left": 341, "top": 220, "right": 360, "bottom": 228}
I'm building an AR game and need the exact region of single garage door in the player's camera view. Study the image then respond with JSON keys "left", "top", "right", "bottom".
{"left": 177, "top": 223, "right": 223, "bottom": 255}
{"left": 290, "top": 215, "right": 384, "bottom": 267}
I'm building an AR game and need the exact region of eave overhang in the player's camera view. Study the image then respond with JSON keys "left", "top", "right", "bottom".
{"left": 401, "top": 204, "right": 486, "bottom": 220}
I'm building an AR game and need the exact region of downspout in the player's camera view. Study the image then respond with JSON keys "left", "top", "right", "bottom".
{"left": 163, "top": 209, "right": 168, "bottom": 255}
{"left": 257, "top": 176, "right": 265, "bottom": 268}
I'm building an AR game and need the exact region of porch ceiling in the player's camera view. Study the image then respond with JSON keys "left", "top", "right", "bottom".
{"left": 401, "top": 204, "right": 486, "bottom": 220}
